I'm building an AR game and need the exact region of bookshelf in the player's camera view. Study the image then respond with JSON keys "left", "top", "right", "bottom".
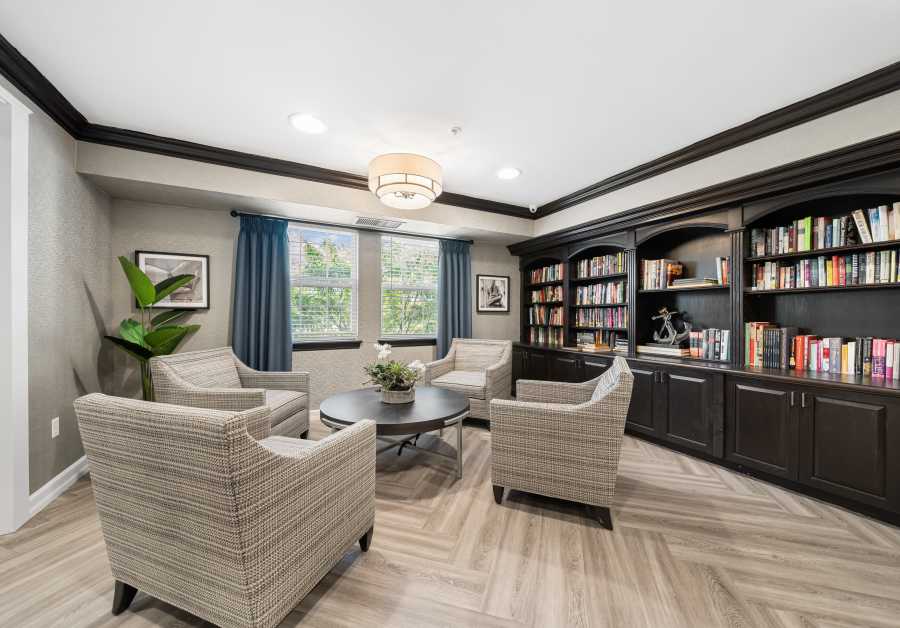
{"left": 522, "top": 256, "right": 566, "bottom": 347}
{"left": 566, "top": 244, "right": 630, "bottom": 352}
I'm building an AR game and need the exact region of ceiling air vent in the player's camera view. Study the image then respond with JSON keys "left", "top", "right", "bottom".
{"left": 355, "top": 216, "right": 405, "bottom": 230}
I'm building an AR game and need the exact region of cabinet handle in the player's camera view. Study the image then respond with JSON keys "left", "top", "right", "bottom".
{"left": 801, "top": 392, "right": 807, "bottom": 408}
{"left": 790, "top": 391, "right": 795, "bottom": 407}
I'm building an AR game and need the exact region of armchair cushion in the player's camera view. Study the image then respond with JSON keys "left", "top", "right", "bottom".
{"left": 455, "top": 342, "right": 507, "bottom": 371}
{"left": 159, "top": 347, "right": 242, "bottom": 388}
{"left": 265, "top": 390, "right": 309, "bottom": 427}
{"left": 259, "top": 435, "right": 317, "bottom": 455}
{"left": 431, "top": 370, "right": 487, "bottom": 399}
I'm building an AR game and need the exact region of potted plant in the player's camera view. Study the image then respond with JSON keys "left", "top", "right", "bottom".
{"left": 105, "top": 256, "right": 201, "bottom": 400}
{"left": 364, "top": 343, "right": 425, "bottom": 404}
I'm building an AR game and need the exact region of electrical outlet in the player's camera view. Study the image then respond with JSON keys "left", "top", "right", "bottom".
{"left": 51, "top": 416, "right": 60, "bottom": 439}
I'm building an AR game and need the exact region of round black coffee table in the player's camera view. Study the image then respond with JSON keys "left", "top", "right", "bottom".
{"left": 319, "top": 386, "right": 469, "bottom": 478}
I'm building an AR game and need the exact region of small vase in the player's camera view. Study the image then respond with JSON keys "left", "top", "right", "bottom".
{"left": 381, "top": 387, "right": 416, "bottom": 404}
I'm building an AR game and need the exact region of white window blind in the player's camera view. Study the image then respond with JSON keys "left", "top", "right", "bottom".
{"left": 289, "top": 225, "right": 358, "bottom": 341}
{"left": 381, "top": 235, "right": 439, "bottom": 337}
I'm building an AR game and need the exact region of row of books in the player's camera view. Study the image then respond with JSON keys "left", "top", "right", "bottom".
{"left": 748, "top": 202, "right": 900, "bottom": 257}
{"left": 529, "top": 263, "right": 564, "bottom": 285}
{"left": 688, "top": 329, "right": 731, "bottom": 362}
{"left": 573, "top": 306, "right": 627, "bottom": 329}
{"left": 749, "top": 249, "right": 900, "bottom": 290}
{"left": 529, "top": 326, "right": 563, "bottom": 346}
{"left": 527, "top": 305, "right": 563, "bottom": 326}
{"left": 576, "top": 331, "right": 628, "bottom": 353}
{"left": 746, "top": 323, "right": 900, "bottom": 378}
{"left": 575, "top": 252, "right": 626, "bottom": 279}
{"left": 574, "top": 281, "right": 627, "bottom": 305}
{"left": 640, "top": 259, "right": 683, "bottom": 289}
{"left": 528, "top": 285, "right": 563, "bottom": 303}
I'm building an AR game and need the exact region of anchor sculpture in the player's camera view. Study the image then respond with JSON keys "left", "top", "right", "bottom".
{"left": 651, "top": 307, "right": 692, "bottom": 345}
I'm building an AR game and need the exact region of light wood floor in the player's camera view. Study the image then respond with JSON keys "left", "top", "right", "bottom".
{"left": 3, "top": 413, "right": 900, "bottom": 628}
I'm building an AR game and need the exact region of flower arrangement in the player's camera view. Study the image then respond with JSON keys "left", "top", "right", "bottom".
{"left": 364, "top": 343, "right": 426, "bottom": 403}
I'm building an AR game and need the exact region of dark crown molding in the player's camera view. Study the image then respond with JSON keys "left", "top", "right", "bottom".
{"left": 509, "top": 129, "right": 900, "bottom": 256}
{"left": 537, "top": 60, "right": 900, "bottom": 216}
{"left": 0, "top": 32, "right": 530, "bottom": 219}
{"left": 2, "top": 28, "right": 899, "bottom": 223}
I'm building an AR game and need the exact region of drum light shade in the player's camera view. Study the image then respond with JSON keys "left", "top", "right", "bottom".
{"left": 368, "top": 153, "right": 443, "bottom": 210}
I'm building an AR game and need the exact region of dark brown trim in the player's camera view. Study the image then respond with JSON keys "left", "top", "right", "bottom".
{"left": 292, "top": 339, "right": 363, "bottom": 351}
{"left": 509, "top": 129, "right": 900, "bottom": 256}
{"left": 538, "top": 60, "right": 900, "bottom": 216}
{"left": 0, "top": 31, "right": 531, "bottom": 219}
{"left": 377, "top": 337, "right": 437, "bottom": 347}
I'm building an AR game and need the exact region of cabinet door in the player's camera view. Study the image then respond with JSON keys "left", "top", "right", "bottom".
{"left": 552, "top": 355, "right": 583, "bottom": 383}
{"left": 625, "top": 361, "right": 657, "bottom": 436}
{"left": 526, "top": 350, "right": 549, "bottom": 381}
{"left": 512, "top": 348, "right": 525, "bottom": 396}
{"left": 582, "top": 356, "right": 611, "bottom": 381}
{"left": 799, "top": 388, "right": 900, "bottom": 512}
{"left": 657, "top": 367, "right": 724, "bottom": 457}
{"left": 725, "top": 378, "right": 798, "bottom": 479}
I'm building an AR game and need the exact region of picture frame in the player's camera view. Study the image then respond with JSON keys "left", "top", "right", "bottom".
{"left": 476, "top": 274, "right": 510, "bottom": 313}
{"left": 135, "top": 250, "right": 210, "bottom": 309}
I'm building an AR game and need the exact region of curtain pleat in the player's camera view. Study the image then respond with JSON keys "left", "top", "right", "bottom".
{"left": 437, "top": 240, "right": 473, "bottom": 357}
{"left": 231, "top": 215, "right": 292, "bottom": 370}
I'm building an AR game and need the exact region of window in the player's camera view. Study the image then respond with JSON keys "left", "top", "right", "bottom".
{"left": 381, "top": 235, "right": 439, "bottom": 337}
{"left": 289, "top": 225, "right": 358, "bottom": 342}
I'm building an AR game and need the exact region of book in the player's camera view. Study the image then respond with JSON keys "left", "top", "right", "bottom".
{"left": 637, "top": 344, "right": 690, "bottom": 357}
{"left": 852, "top": 209, "right": 873, "bottom": 244}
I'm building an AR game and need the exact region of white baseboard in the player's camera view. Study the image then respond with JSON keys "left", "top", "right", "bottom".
{"left": 29, "top": 455, "right": 88, "bottom": 518}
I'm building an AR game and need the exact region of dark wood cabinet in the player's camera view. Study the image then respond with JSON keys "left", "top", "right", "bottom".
{"left": 798, "top": 387, "right": 900, "bottom": 511}
{"left": 582, "top": 356, "right": 612, "bottom": 380}
{"left": 726, "top": 377, "right": 798, "bottom": 479}
{"left": 511, "top": 347, "right": 526, "bottom": 395}
{"left": 625, "top": 361, "right": 658, "bottom": 436}
{"left": 656, "top": 366, "right": 724, "bottom": 457}
{"left": 552, "top": 355, "right": 583, "bottom": 382}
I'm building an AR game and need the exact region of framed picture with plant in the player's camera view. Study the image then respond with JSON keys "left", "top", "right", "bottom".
{"left": 136, "top": 250, "right": 209, "bottom": 309}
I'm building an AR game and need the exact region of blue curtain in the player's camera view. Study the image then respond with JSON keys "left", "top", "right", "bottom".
{"left": 231, "top": 215, "right": 292, "bottom": 371}
{"left": 437, "top": 239, "right": 472, "bottom": 358}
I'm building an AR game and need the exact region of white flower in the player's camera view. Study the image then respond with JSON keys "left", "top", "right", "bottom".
{"left": 374, "top": 342, "right": 392, "bottom": 360}
{"left": 408, "top": 359, "right": 425, "bottom": 373}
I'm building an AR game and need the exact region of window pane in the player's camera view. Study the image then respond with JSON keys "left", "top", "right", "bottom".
{"left": 381, "top": 235, "right": 439, "bottom": 337}
{"left": 289, "top": 225, "right": 358, "bottom": 341}
{"left": 382, "top": 288, "right": 438, "bottom": 336}
{"left": 291, "top": 286, "right": 353, "bottom": 337}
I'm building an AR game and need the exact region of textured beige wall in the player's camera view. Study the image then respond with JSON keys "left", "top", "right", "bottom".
{"left": 471, "top": 242, "right": 520, "bottom": 341}
{"left": 22, "top": 84, "right": 113, "bottom": 493}
{"left": 107, "top": 201, "right": 520, "bottom": 407}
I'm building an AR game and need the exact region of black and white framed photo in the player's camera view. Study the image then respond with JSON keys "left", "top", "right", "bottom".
{"left": 476, "top": 274, "right": 510, "bottom": 313}
{"left": 136, "top": 251, "right": 210, "bottom": 309}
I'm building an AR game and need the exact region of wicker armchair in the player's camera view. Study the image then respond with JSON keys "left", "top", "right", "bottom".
{"left": 151, "top": 347, "right": 309, "bottom": 438}
{"left": 422, "top": 338, "right": 512, "bottom": 421}
{"left": 74, "top": 393, "right": 376, "bottom": 628}
{"left": 490, "top": 357, "right": 634, "bottom": 529}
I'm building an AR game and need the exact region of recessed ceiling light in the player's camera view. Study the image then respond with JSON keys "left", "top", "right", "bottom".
{"left": 496, "top": 167, "right": 521, "bottom": 180}
{"left": 289, "top": 113, "right": 327, "bottom": 134}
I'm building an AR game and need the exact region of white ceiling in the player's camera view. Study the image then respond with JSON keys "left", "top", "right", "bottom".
{"left": 2, "top": 1, "right": 899, "bottom": 207}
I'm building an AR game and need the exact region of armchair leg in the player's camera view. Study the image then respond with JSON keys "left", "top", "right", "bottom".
{"left": 359, "top": 526, "right": 374, "bottom": 552}
{"left": 492, "top": 485, "right": 505, "bottom": 504}
{"left": 112, "top": 580, "right": 137, "bottom": 615}
{"left": 300, "top": 430, "right": 309, "bottom": 439}
{"left": 586, "top": 505, "right": 613, "bottom": 530}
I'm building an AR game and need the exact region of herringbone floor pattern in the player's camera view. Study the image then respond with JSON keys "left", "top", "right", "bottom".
{"left": 2, "top": 413, "right": 900, "bottom": 627}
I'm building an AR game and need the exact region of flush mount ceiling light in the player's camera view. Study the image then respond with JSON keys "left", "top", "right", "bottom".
{"left": 368, "top": 153, "right": 443, "bottom": 210}
{"left": 289, "top": 113, "right": 327, "bottom": 134}
{"left": 496, "top": 166, "right": 521, "bottom": 180}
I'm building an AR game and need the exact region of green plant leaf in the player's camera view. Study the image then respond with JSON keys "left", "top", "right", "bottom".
{"left": 147, "top": 324, "right": 200, "bottom": 356}
{"left": 118, "top": 256, "right": 155, "bottom": 307}
{"left": 144, "top": 326, "right": 188, "bottom": 349}
{"left": 119, "top": 318, "right": 147, "bottom": 347}
{"left": 150, "top": 309, "right": 188, "bottom": 327}
{"left": 152, "top": 274, "right": 195, "bottom": 304}
{"left": 105, "top": 335, "right": 154, "bottom": 362}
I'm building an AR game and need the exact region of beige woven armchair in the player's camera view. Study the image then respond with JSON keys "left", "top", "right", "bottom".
{"left": 423, "top": 338, "right": 512, "bottom": 421}
{"left": 490, "top": 357, "right": 634, "bottom": 529}
{"left": 151, "top": 346, "right": 309, "bottom": 438}
{"left": 74, "top": 393, "right": 376, "bottom": 628}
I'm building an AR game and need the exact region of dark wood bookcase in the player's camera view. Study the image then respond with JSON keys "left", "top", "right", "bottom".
{"left": 511, "top": 167, "right": 900, "bottom": 524}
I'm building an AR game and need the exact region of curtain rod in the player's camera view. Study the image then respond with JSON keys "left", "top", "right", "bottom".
{"left": 229, "top": 210, "right": 474, "bottom": 244}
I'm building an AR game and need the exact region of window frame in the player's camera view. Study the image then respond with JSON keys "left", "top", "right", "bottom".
{"left": 288, "top": 224, "right": 360, "bottom": 346}
{"left": 379, "top": 233, "right": 440, "bottom": 341}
